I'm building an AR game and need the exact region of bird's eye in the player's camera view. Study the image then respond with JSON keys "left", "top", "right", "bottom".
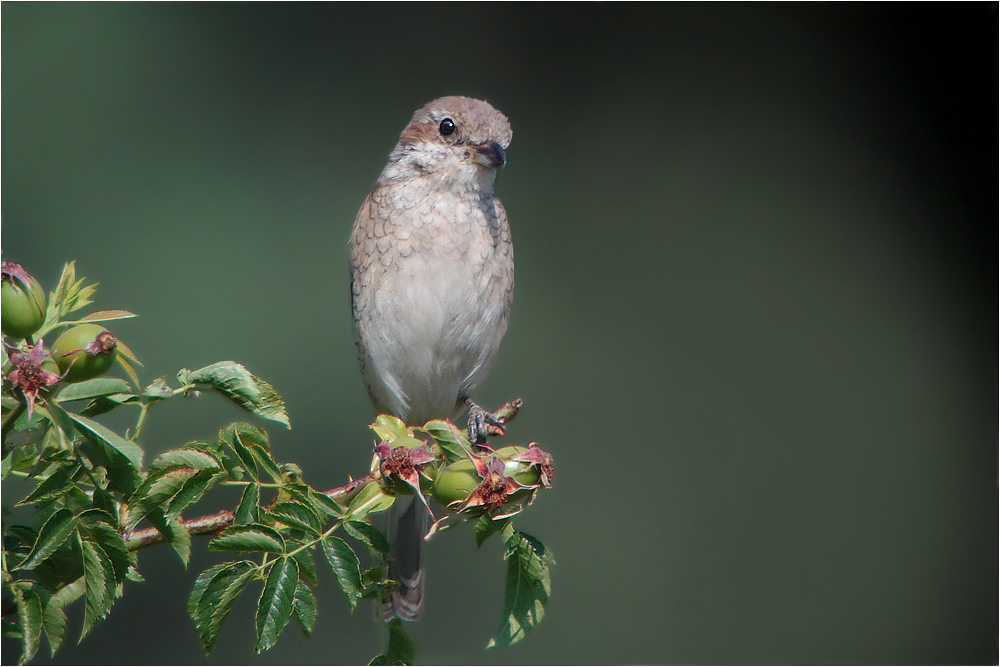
{"left": 439, "top": 118, "right": 456, "bottom": 136}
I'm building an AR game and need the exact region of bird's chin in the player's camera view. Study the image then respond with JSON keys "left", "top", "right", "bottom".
{"left": 473, "top": 153, "right": 497, "bottom": 169}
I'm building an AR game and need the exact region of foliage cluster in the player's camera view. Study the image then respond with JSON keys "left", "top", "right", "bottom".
{"left": 2, "top": 262, "right": 554, "bottom": 665}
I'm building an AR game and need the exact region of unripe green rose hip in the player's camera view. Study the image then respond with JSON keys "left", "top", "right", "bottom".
{"left": 41, "top": 355, "right": 60, "bottom": 376}
{"left": 1, "top": 263, "right": 47, "bottom": 339}
{"left": 53, "top": 323, "right": 118, "bottom": 383}
{"left": 431, "top": 459, "right": 481, "bottom": 508}
{"left": 494, "top": 446, "right": 542, "bottom": 487}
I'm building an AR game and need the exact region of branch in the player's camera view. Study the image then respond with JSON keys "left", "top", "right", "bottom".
{"left": 122, "top": 472, "right": 381, "bottom": 551}
{"left": 488, "top": 398, "right": 522, "bottom": 435}
{"left": 118, "top": 399, "right": 522, "bottom": 552}
{"left": 124, "top": 511, "right": 233, "bottom": 550}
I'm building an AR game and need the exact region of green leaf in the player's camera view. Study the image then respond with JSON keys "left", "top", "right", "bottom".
{"left": 150, "top": 448, "right": 221, "bottom": 472}
{"left": 78, "top": 393, "right": 141, "bottom": 418}
{"left": 420, "top": 420, "right": 470, "bottom": 462}
{"left": 115, "top": 354, "right": 142, "bottom": 391}
{"left": 55, "top": 378, "right": 132, "bottom": 403}
{"left": 167, "top": 469, "right": 225, "bottom": 519}
{"left": 17, "top": 508, "right": 77, "bottom": 571}
{"left": 76, "top": 508, "right": 118, "bottom": 529}
{"left": 145, "top": 510, "right": 192, "bottom": 566}
{"left": 291, "top": 579, "right": 317, "bottom": 636}
{"left": 69, "top": 412, "right": 143, "bottom": 470}
{"left": 267, "top": 501, "right": 322, "bottom": 535}
{"left": 487, "top": 528, "right": 554, "bottom": 649}
{"left": 474, "top": 516, "right": 503, "bottom": 548}
{"left": 218, "top": 423, "right": 273, "bottom": 480}
{"left": 226, "top": 431, "right": 258, "bottom": 481}
{"left": 33, "top": 402, "right": 76, "bottom": 452}
{"left": 344, "top": 520, "right": 392, "bottom": 558}
{"left": 209, "top": 447, "right": 245, "bottom": 480}
{"left": 188, "top": 561, "right": 246, "bottom": 615}
{"left": 41, "top": 598, "right": 67, "bottom": 656}
{"left": 19, "top": 465, "right": 77, "bottom": 505}
{"left": 359, "top": 564, "right": 397, "bottom": 601}
{"left": 371, "top": 414, "right": 410, "bottom": 442}
{"left": 234, "top": 483, "right": 260, "bottom": 525}
{"left": 359, "top": 580, "right": 398, "bottom": 601}
{"left": 189, "top": 561, "right": 256, "bottom": 655}
{"left": 255, "top": 557, "right": 299, "bottom": 653}
{"left": 79, "top": 516, "right": 132, "bottom": 584}
{"left": 248, "top": 442, "right": 284, "bottom": 483}
{"left": 92, "top": 487, "right": 118, "bottom": 518}
{"left": 37, "top": 261, "right": 96, "bottom": 337}
{"left": 11, "top": 584, "right": 43, "bottom": 665}
{"left": 49, "top": 576, "right": 87, "bottom": 610}
{"left": 308, "top": 488, "right": 345, "bottom": 517}
{"left": 76, "top": 309, "right": 138, "bottom": 323}
{"left": 29, "top": 535, "right": 84, "bottom": 597}
{"left": 126, "top": 467, "right": 197, "bottom": 529}
{"left": 292, "top": 548, "right": 319, "bottom": 587}
{"left": 178, "top": 362, "right": 290, "bottom": 428}
{"left": 282, "top": 484, "right": 343, "bottom": 520}
{"left": 142, "top": 375, "right": 174, "bottom": 400}
{"left": 219, "top": 421, "right": 270, "bottom": 450}
{"left": 218, "top": 423, "right": 284, "bottom": 482}
{"left": 322, "top": 535, "right": 364, "bottom": 611}
{"left": 79, "top": 534, "right": 116, "bottom": 640}
{"left": 210, "top": 524, "right": 286, "bottom": 553}
{"left": 345, "top": 481, "right": 395, "bottom": 520}
{"left": 3, "top": 433, "right": 42, "bottom": 477}
{"left": 370, "top": 618, "right": 416, "bottom": 666}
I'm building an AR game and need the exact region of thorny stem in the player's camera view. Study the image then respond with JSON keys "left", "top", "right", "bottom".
{"left": 121, "top": 471, "right": 380, "bottom": 552}
{"left": 125, "top": 511, "right": 235, "bottom": 550}
{"left": 115, "top": 400, "right": 521, "bottom": 552}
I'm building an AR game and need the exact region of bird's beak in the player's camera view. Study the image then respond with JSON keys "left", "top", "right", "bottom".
{"left": 472, "top": 141, "right": 506, "bottom": 168}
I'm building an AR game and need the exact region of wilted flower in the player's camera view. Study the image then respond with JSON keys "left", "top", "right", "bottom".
{"left": 375, "top": 440, "right": 437, "bottom": 518}
{"left": 1, "top": 261, "right": 34, "bottom": 289}
{"left": 510, "top": 443, "right": 555, "bottom": 487}
{"left": 5, "top": 340, "right": 63, "bottom": 417}
{"left": 455, "top": 455, "right": 531, "bottom": 513}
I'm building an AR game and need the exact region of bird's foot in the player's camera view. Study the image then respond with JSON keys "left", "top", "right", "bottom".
{"left": 466, "top": 398, "right": 522, "bottom": 445}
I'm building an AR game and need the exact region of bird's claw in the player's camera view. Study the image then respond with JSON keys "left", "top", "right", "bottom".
{"left": 466, "top": 400, "right": 506, "bottom": 445}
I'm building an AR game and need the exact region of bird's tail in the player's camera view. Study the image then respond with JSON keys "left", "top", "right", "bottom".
{"left": 382, "top": 495, "right": 426, "bottom": 621}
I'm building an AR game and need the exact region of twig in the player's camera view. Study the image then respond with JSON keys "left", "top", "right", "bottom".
{"left": 487, "top": 397, "right": 523, "bottom": 436}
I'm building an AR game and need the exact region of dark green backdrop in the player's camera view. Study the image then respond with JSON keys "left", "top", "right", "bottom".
{"left": 3, "top": 3, "right": 996, "bottom": 664}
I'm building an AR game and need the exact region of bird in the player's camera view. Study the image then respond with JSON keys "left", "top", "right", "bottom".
{"left": 349, "top": 96, "right": 514, "bottom": 621}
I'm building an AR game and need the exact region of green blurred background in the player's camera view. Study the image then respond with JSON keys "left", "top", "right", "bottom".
{"left": 3, "top": 3, "right": 996, "bottom": 664}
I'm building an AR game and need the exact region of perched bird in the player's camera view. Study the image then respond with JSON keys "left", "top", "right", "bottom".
{"left": 349, "top": 96, "right": 514, "bottom": 621}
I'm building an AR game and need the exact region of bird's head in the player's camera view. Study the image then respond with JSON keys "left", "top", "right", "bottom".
{"left": 383, "top": 96, "right": 512, "bottom": 194}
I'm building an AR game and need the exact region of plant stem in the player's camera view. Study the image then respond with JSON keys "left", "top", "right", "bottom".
{"left": 121, "top": 473, "right": 381, "bottom": 552}
{"left": 125, "top": 510, "right": 235, "bottom": 550}
{"left": 132, "top": 401, "right": 151, "bottom": 441}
